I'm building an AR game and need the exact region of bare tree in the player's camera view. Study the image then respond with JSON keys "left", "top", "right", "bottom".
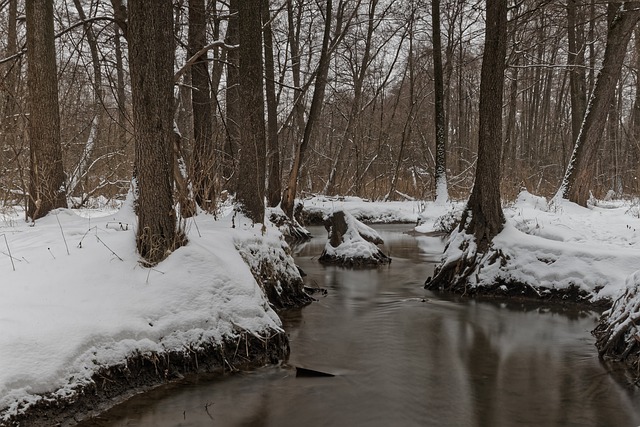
{"left": 26, "top": 0, "right": 66, "bottom": 220}
{"left": 556, "top": 2, "right": 640, "bottom": 206}
{"left": 432, "top": 0, "right": 448, "bottom": 203}
{"left": 263, "top": 0, "right": 281, "bottom": 207}
{"left": 188, "top": 0, "right": 215, "bottom": 210}
{"left": 281, "top": 0, "right": 334, "bottom": 219}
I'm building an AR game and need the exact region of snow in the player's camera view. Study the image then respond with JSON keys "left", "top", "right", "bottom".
{"left": 302, "top": 195, "right": 428, "bottom": 224}
{"left": 321, "top": 210, "right": 387, "bottom": 262}
{"left": 426, "top": 191, "right": 640, "bottom": 302}
{"left": 0, "top": 197, "right": 284, "bottom": 420}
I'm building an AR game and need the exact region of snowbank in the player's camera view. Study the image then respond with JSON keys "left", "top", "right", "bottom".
{"left": 301, "top": 195, "right": 427, "bottom": 224}
{"left": 0, "top": 200, "right": 293, "bottom": 423}
{"left": 427, "top": 191, "right": 640, "bottom": 303}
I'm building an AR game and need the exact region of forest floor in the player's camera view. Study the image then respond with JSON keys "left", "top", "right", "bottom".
{"left": 2, "top": 191, "right": 640, "bottom": 424}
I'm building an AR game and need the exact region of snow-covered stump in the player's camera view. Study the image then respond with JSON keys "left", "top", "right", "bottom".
{"left": 319, "top": 210, "right": 391, "bottom": 267}
{"left": 593, "top": 271, "right": 640, "bottom": 377}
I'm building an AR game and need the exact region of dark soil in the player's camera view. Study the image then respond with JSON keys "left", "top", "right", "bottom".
{"left": 1, "top": 330, "right": 289, "bottom": 427}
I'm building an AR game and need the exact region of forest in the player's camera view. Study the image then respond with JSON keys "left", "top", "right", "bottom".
{"left": 2, "top": 0, "right": 639, "bottom": 234}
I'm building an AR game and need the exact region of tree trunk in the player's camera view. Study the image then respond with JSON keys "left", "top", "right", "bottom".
{"left": 263, "top": 0, "right": 281, "bottom": 208}
{"left": 426, "top": 0, "right": 507, "bottom": 292}
{"left": 432, "top": 0, "right": 448, "bottom": 204}
{"left": 463, "top": 0, "right": 507, "bottom": 249}
{"left": 224, "top": 0, "right": 240, "bottom": 183}
{"left": 281, "top": 0, "right": 333, "bottom": 219}
{"left": 26, "top": 0, "right": 66, "bottom": 220}
{"left": 129, "top": 0, "right": 179, "bottom": 264}
{"left": 68, "top": 0, "right": 103, "bottom": 201}
{"left": 236, "top": 0, "right": 266, "bottom": 223}
{"left": 189, "top": 0, "right": 215, "bottom": 210}
{"left": 567, "top": 0, "right": 588, "bottom": 145}
{"left": 557, "top": 2, "right": 640, "bottom": 206}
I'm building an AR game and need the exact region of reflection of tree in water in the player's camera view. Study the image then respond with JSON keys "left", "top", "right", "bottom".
{"left": 459, "top": 320, "right": 499, "bottom": 427}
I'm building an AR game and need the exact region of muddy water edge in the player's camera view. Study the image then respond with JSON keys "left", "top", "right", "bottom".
{"left": 80, "top": 225, "right": 640, "bottom": 427}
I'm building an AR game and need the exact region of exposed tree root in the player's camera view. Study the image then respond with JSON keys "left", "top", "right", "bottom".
{"left": 593, "top": 282, "right": 640, "bottom": 382}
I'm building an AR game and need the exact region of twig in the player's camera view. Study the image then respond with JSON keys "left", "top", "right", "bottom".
{"left": 95, "top": 235, "right": 123, "bottom": 261}
{"left": 204, "top": 402, "right": 214, "bottom": 420}
{"left": 78, "top": 226, "right": 98, "bottom": 248}
{"left": 2, "top": 234, "right": 15, "bottom": 271}
{"left": 48, "top": 248, "right": 56, "bottom": 259}
{"left": 145, "top": 267, "right": 165, "bottom": 284}
{"left": 56, "top": 214, "right": 70, "bottom": 255}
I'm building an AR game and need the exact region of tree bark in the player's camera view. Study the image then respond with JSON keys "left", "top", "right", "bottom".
{"left": 263, "top": 0, "right": 281, "bottom": 208}
{"left": 236, "top": 0, "right": 266, "bottom": 223}
{"left": 129, "top": 0, "right": 178, "bottom": 264}
{"left": 558, "top": 2, "right": 640, "bottom": 206}
{"left": 224, "top": 0, "right": 240, "bottom": 183}
{"left": 26, "top": 0, "right": 66, "bottom": 220}
{"left": 432, "top": 0, "right": 448, "bottom": 203}
{"left": 567, "top": 0, "right": 588, "bottom": 145}
{"left": 189, "top": 0, "right": 215, "bottom": 210}
{"left": 462, "top": 0, "right": 507, "bottom": 249}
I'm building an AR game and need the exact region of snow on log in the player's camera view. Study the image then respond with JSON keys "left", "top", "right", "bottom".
{"left": 319, "top": 210, "right": 391, "bottom": 266}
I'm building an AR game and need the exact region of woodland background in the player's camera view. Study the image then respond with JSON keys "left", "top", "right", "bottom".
{"left": 0, "top": 0, "right": 636, "bottom": 212}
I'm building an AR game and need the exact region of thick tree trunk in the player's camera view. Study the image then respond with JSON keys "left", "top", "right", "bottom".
{"left": 129, "top": 0, "right": 179, "bottom": 264}
{"left": 26, "top": 0, "right": 66, "bottom": 220}
{"left": 189, "top": 0, "right": 215, "bottom": 210}
{"left": 558, "top": 2, "right": 640, "bottom": 206}
{"left": 236, "top": 0, "right": 266, "bottom": 223}
{"left": 463, "top": 0, "right": 507, "bottom": 249}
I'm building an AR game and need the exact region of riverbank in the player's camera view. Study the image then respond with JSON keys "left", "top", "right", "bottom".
{"left": 0, "top": 199, "right": 307, "bottom": 426}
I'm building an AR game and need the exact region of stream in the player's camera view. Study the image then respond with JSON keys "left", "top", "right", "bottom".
{"left": 84, "top": 225, "right": 640, "bottom": 427}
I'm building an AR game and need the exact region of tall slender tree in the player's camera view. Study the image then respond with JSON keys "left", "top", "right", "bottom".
{"left": 224, "top": 0, "right": 240, "bottom": 183}
{"left": 556, "top": 1, "right": 640, "bottom": 206}
{"left": 26, "top": 0, "right": 66, "bottom": 220}
{"left": 432, "top": 0, "right": 449, "bottom": 204}
{"left": 188, "top": 0, "right": 215, "bottom": 209}
{"left": 129, "top": 0, "right": 180, "bottom": 263}
{"left": 263, "top": 0, "right": 281, "bottom": 208}
{"left": 281, "top": 0, "right": 333, "bottom": 219}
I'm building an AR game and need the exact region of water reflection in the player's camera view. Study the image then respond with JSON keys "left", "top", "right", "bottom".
{"left": 83, "top": 225, "right": 640, "bottom": 427}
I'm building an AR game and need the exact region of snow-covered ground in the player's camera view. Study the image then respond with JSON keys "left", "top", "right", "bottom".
{"left": 0, "top": 199, "right": 287, "bottom": 422}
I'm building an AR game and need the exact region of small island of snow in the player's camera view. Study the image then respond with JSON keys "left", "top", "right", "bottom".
{"left": 319, "top": 210, "right": 391, "bottom": 266}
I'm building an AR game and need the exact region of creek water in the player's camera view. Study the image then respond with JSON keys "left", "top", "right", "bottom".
{"left": 84, "top": 225, "right": 640, "bottom": 427}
